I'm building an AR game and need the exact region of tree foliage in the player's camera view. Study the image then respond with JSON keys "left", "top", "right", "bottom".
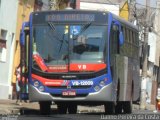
{"left": 19, "top": 0, "right": 28, "bottom": 4}
{"left": 50, "top": 0, "right": 70, "bottom": 10}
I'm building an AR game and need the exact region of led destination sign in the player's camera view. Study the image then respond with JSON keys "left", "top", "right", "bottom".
{"left": 45, "top": 14, "right": 95, "bottom": 22}
{"left": 32, "top": 11, "right": 108, "bottom": 24}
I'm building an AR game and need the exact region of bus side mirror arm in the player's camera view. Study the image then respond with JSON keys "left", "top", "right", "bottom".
{"left": 20, "top": 22, "right": 29, "bottom": 46}
{"left": 20, "top": 31, "right": 25, "bottom": 45}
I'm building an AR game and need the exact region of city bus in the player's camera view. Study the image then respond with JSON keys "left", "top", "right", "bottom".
{"left": 20, "top": 10, "right": 140, "bottom": 115}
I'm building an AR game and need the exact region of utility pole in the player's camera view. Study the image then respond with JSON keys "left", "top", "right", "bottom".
{"left": 140, "top": 0, "right": 150, "bottom": 110}
{"left": 159, "top": 57, "right": 160, "bottom": 84}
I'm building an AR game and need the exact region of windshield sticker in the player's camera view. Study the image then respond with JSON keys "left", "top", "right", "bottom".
{"left": 70, "top": 26, "right": 81, "bottom": 35}
{"left": 64, "top": 25, "right": 69, "bottom": 34}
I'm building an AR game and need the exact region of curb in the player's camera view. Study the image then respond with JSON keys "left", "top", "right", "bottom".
{"left": 133, "top": 104, "right": 156, "bottom": 111}
{"left": 0, "top": 108, "right": 20, "bottom": 115}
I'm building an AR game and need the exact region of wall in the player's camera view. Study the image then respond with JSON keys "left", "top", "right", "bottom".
{"left": 148, "top": 32, "right": 156, "bottom": 63}
{"left": 0, "top": 0, "right": 18, "bottom": 99}
{"left": 80, "top": 2, "right": 119, "bottom": 15}
{"left": 155, "top": 1, "right": 160, "bottom": 67}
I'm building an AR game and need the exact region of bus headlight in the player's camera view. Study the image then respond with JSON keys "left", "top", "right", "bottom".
{"left": 34, "top": 81, "right": 39, "bottom": 87}
{"left": 99, "top": 80, "right": 105, "bottom": 87}
{"left": 39, "top": 86, "right": 44, "bottom": 92}
{"left": 94, "top": 86, "right": 100, "bottom": 92}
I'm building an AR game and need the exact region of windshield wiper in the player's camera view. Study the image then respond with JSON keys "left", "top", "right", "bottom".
{"left": 59, "top": 34, "right": 65, "bottom": 53}
{"left": 48, "top": 22, "right": 56, "bottom": 31}
{"left": 48, "top": 22, "right": 68, "bottom": 53}
{"left": 73, "top": 22, "right": 92, "bottom": 40}
{"left": 81, "top": 22, "right": 92, "bottom": 33}
{"left": 48, "top": 22, "right": 63, "bottom": 42}
{"left": 48, "top": 22, "right": 68, "bottom": 44}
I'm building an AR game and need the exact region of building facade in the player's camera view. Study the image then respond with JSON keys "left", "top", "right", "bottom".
{"left": 147, "top": 32, "right": 157, "bottom": 104}
{"left": 11, "top": 0, "right": 35, "bottom": 99}
{"left": 155, "top": 1, "right": 160, "bottom": 85}
{"left": 140, "top": 0, "right": 160, "bottom": 105}
{"left": 148, "top": 0, "right": 160, "bottom": 104}
{"left": 79, "top": 0, "right": 121, "bottom": 15}
{"left": 0, "top": 0, "right": 18, "bottom": 99}
{"left": 0, "top": 0, "right": 36, "bottom": 99}
{"left": 12, "top": 0, "right": 50, "bottom": 98}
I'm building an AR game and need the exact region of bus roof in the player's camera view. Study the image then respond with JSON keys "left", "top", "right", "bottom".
{"left": 111, "top": 13, "right": 138, "bottom": 31}
{"left": 32, "top": 9, "right": 108, "bottom": 15}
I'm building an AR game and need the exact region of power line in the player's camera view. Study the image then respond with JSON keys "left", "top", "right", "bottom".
{"left": 136, "top": 2, "right": 160, "bottom": 10}
{"left": 106, "top": 0, "right": 121, "bottom": 8}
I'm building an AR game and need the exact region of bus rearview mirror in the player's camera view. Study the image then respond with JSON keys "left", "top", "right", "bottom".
{"left": 119, "top": 31, "right": 124, "bottom": 46}
{"left": 20, "top": 31, "right": 25, "bottom": 46}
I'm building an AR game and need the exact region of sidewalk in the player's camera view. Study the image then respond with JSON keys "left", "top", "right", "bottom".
{"left": 0, "top": 99, "right": 156, "bottom": 115}
{"left": 132, "top": 103, "right": 156, "bottom": 111}
{"left": 0, "top": 99, "right": 39, "bottom": 115}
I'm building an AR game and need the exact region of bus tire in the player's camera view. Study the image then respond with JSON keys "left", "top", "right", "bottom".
{"left": 104, "top": 102, "right": 115, "bottom": 114}
{"left": 115, "top": 101, "right": 122, "bottom": 114}
{"left": 123, "top": 81, "right": 133, "bottom": 114}
{"left": 123, "top": 101, "right": 132, "bottom": 114}
{"left": 68, "top": 104, "right": 77, "bottom": 114}
{"left": 57, "top": 103, "right": 67, "bottom": 114}
{"left": 39, "top": 101, "right": 51, "bottom": 115}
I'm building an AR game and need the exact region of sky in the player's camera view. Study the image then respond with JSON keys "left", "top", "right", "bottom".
{"left": 136, "top": 0, "right": 157, "bottom": 8}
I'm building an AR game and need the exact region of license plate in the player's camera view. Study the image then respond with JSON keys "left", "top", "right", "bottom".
{"left": 62, "top": 91, "right": 76, "bottom": 96}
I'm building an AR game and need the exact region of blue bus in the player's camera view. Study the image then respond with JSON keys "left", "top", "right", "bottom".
{"left": 20, "top": 10, "right": 140, "bottom": 114}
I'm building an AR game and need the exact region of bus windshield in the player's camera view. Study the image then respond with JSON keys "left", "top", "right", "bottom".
{"left": 32, "top": 23, "right": 107, "bottom": 72}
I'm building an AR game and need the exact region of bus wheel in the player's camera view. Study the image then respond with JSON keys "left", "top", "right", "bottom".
{"left": 123, "top": 101, "right": 132, "bottom": 114}
{"left": 68, "top": 104, "right": 77, "bottom": 114}
{"left": 104, "top": 102, "right": 115, "bottom": 114}
{"left": 57, "top": 103, "right": 67, "bottom": 114}
{"left": 39, "top": 101, "right": 51, "bottom": 115}
{"left": 115, "top": 101, "right": 122, "bottom": 114}
{"left": 123, "top": 82, "right": 133, "bottom": 114}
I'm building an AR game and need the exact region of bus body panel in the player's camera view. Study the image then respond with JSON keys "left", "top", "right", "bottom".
{"left": 108, "top": 13, "right": 140, "bottom": 102}
{"left": 29, "top": 83, "right": 113, "bottom": 102}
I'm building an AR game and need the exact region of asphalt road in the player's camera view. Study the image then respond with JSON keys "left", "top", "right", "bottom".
{"left": 17, "top": 109, "right": 160, "bottom": 120}
{"left": 1, "top": 100, "right": 159, "bottom": 120}
{"left": 18, "top": 114, "right": 101, "bottom": 120}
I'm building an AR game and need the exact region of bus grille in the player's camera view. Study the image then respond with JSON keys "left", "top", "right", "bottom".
{"left": 50, "top": 94, "right": 88, "bottom": 98}
{"left": 47, "top": 85, "right": 92, "bottom": 89}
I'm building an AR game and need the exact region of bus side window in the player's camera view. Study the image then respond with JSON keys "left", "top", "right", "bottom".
{"left": 110, "top": 24, "right": 119, "bottom": 56}
{"left": 110, "top": 24, "right": 120, "bottom": 78}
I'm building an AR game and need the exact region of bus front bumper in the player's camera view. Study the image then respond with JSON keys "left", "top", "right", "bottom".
{"left": 29, "top": 83, "right": 113, "bottom": 102}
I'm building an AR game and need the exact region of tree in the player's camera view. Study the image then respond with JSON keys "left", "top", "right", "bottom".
{"left": 50, "top": 0, "right": 70, "bottom": 10}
